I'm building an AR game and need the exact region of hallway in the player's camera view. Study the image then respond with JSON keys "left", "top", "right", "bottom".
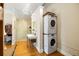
{"left": 14, "top": 40, "right": 64, "bottom": 56}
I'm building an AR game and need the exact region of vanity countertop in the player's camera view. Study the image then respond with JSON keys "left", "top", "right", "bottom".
{"left": 27, "top": 34, "right": 37, "bottom": 40}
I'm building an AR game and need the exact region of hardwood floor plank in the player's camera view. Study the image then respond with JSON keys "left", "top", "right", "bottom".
{"left": 14, "top": 40, "right": 64, "bottom": 56}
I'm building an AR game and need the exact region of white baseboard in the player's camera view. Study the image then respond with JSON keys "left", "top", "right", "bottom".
{"left": 41, "top": 48, "right": 43, "bottom": 53}
{"left": 57, "top": 48, "right": 72, "bottom": 56}
{"left": 35, "top": 46, "right": 43, "bottom": 53}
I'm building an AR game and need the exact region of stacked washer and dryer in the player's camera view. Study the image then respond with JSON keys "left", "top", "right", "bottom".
{"left": 43, "top": 12, "right": 57, "bottom": 54}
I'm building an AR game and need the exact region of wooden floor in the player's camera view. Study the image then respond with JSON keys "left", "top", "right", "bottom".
{"left": 14, "top": 40, "right": 64, "bottom": 56}
{"left": 4, "top": 45, "right": 16, "bottom": 56}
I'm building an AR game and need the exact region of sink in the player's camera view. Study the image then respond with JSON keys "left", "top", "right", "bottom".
{"left": 27, "top": 34, "right": 37, "bottom": 40}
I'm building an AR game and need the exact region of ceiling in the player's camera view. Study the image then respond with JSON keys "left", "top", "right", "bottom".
{"left": 4, "top": 3, "right": 43, "bottom": 19}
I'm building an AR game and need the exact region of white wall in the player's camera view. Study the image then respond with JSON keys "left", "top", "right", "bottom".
{"left": 15, "top": 17, "right": 31, "bottom": 40}
{"left": 4, "top": 10, "right": 12, "bottom": 25}
{"left": 4, "top": 7, "right": 16, "bottom": 45}
{"left": 0, "top": 6, "right": 3, "bottom": 20}
{"left": 44, "top": 3, "right": 79, "bottom": 55}
{"left": 12, "top": 15, "right": 16, "bottom": 45}
{"left": 31, "top": 6, "right": 43, "bottom": 53}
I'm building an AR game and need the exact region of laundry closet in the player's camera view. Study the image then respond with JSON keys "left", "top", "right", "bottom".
{"left": 31, "top": 5, "right": 57, "bottom": 54}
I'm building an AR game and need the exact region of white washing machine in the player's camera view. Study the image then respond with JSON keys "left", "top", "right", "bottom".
{"left": 44, "top": 12, "right": 57, "bottom": 54}
{"left": 44, "top": 34, "right": 56, "bottom": 54}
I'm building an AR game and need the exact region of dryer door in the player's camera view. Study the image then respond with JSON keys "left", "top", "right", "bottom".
{"left": 51, "top": 20, "right": 55, "bottom": 27}
{"left": 50, "top": 39, "right": 55, "bottom": 46}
